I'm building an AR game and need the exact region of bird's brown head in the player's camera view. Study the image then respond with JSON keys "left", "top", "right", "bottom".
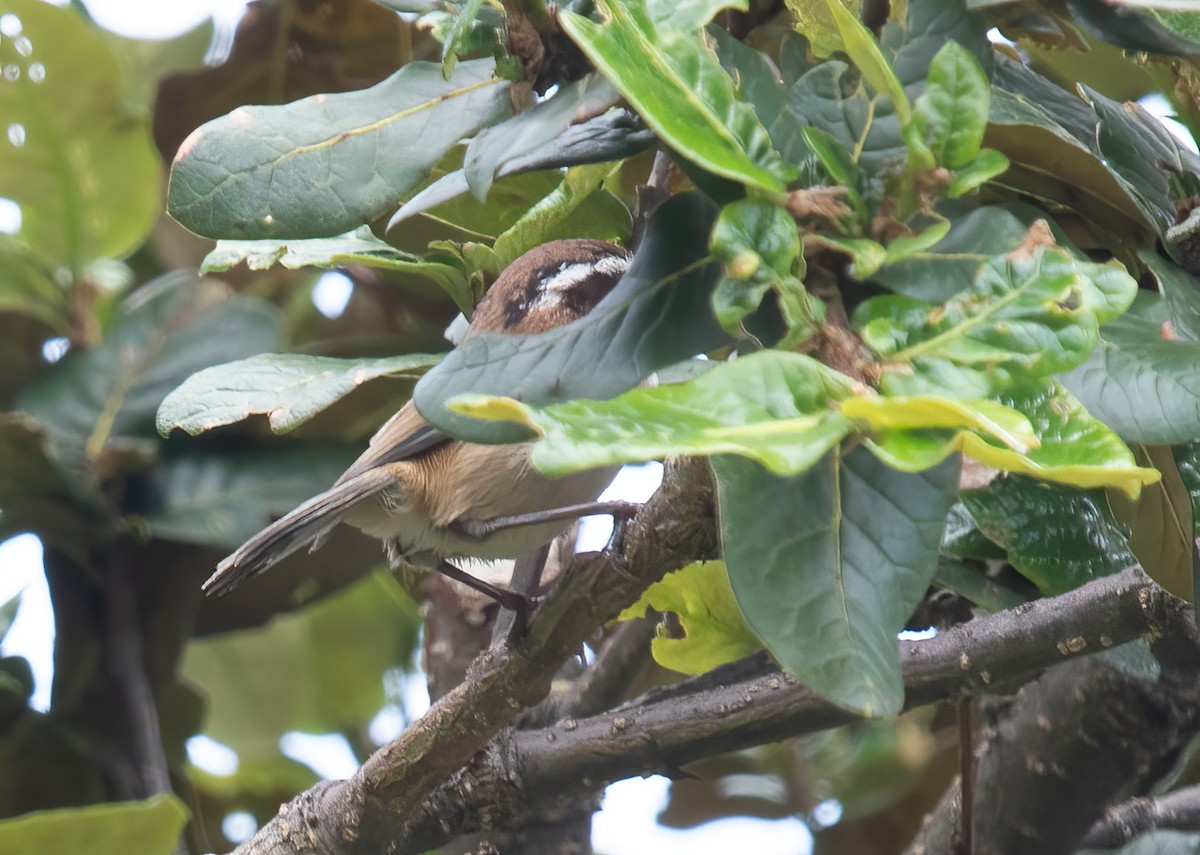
{"left": 467, "top": 239, "right": 631, "bottom": 336}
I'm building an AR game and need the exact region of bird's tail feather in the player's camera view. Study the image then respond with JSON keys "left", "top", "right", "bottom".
{"left": 204, "top": 469, "right": 392, "bottom": 597}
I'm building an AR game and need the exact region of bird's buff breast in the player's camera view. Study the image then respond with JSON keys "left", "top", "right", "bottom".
{"left": 343, "top": 441, "right": 617, "bottom": 566}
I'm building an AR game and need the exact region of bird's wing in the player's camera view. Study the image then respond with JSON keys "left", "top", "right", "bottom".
{"left": 333, "top": 399, "right": 449, "bottom": 486}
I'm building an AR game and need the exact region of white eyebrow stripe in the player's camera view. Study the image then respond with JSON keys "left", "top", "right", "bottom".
{"left": 537, "top": 255, "right": 630, "bottom": 306}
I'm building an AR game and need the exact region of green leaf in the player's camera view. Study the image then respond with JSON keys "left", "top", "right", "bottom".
{"left": 710, "top": 26, "right": 810, "bottom": 166}
{"left": 873, "top": 201, "right": 1075, "bottom": 303}
{"left": 182, "top": 572, "right": 420, "bottom": 793}
{"left": 0, "top": 237, "right": 68, "bottom": 330}
{"left": 167, "top": 58, "right": 512, "bottom": 240}
{"left": 962, "top": 475, "right": 1136, "bottom": 596}
{"left": 157, "top": 352, "right": 440, "bottom": 437}
{"left": 619, "top": 560, "right": 762, "bottom": 674}
{"left": 824, "top": 0, "right": 913, "bottom": 127}
{"left": 714, "top": 449, "right": 960, "bottom": 715}
{"left": 1107, "top": 444, "right": 1194, "bottom": 601}
{"left": 559, "top": 0, "right": 793, "bottom": 193}
{"left": 451, "top": 351, "right": 859, "bottom": 475}
{"left": 710, "top": 199, "right": 820, "bottom": 343}
{"left": 788, "top": 0, "right": 988, "bottom": 180}
{"left": 933, "top": 557, "right": 1030, "bottom": 613}
{"left": 202, "top": 226, "right": 473, "bottom": 313}
{"left": 986, "top": 56, "right": 1151, "bottom": 237}
{"left": 856, "top": 241, "right": 1138, "bottom": 398}
{"left": 491, "top": 163, "right": 627, "bottom": 266}
{"left": 800, "top": 125, "right": 867, "bottom": 220}
{"left": 17, "top": 273, "right": 283, "bottom": 470}
{"left": 945, "top": 148, "right": 1009, "bottom": 198}
{"left": 842, "top": 395, "right": 1037, "bottom": 451}
{"left": 915, "top": 41, "right": 990, "bottom": 169}
{"left": 646, "top": 0, "right": 748, "bottom": 31}
{"left": 441, "top": 0, "right": 485, "bottom": 77}
{"left": 389, "top": 110, "right": 655, "bottom": 228}
{"left": 413, "top": 193, "right": 730, "bottom": 443}
{"left": 864, "top": 381, "right": 1159, "bottom": 498}
{"left": 143, "top": 441, "right": 360, "bottom": 551}
{"left": 1059, "top": 308, "right": 1200, "bottom": 445}
{"left": 0, "top": 795, "right": 187, "bottom": 855}
{"left": 0, "top": 0, "right": 161, "bottom": 268}
{"left": 464, "top": 74, "right": 621, "bottom": 202}
{"left": 1142, "top": 250, "right": 1200, "bottom": 342}
{"left": 813, "top": 218, "right": 951, "bottom": 278}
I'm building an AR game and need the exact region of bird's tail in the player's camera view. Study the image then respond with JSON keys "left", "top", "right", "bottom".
{"left": 203, "top": 469, "right": 392, "bottom": 597}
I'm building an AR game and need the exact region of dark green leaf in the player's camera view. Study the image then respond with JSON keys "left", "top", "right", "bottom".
{"left": 413, "top": 193, "right": 729, "bottom": 442}
{"left": 168, "top": 58, "right": 512, "bottom": 239}
{"left": 715, "top": 449, "right": 959, "bottom": 716}
{"left": 1142, "top": 250, "right": 1200, "bottom": 342}
{"left": 0, "top": 0, "right": 161, "bottom": 268}
{"left": 389, "top": 110, "right": 654, "bottom": 227}
{"left": 18, "top": 273, "right": 283, "bottom": 470}
{"left": 933, "top": 558, "right": 1030, "bottom": 613}
{"left": 1059, "top": 308, "right": 1200, "bottom": 444}
{"left": 962, "top": 475, "right": 1135, "bottom": 595}
{"left": 143, "top": 441, "right": 360, "bottom": 551}
{"left": 464, "top": 74, "right": 621, "bottom": 201}
{"left": 710, "top": 27, "right": 810, "bottom": 166}
{"left": 157, "top": 352, "right": 440, "bottom": 437}
{"left": 873, "top": 201, "right": 1073, "bottom": 303}
{"left": 1068, "top": 0, "right": 1200, "bottom": 57}
{"left": 0, "top": 237, "right": 68, "bottom": 330}
{"left": 560, "top": 0, "right": 794, "bottom": 192}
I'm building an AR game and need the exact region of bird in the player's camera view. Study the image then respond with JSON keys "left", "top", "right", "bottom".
{"left": 204, "top": 238, "right": 632, "bottom": 607}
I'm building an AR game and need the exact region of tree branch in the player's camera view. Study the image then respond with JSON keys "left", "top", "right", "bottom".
{"left": 400, "top": 566, "right": 1191, "bottom": 852}
{"left": 1082, "top": 785, "right": 1200, "bottom": 848}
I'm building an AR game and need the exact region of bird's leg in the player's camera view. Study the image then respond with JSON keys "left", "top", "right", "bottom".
{"left": 491, "top": 542, "right": 551, "bottom": 644}
{"left": 434, "top": 560, "right": 530, "bottom": 614}
{"left": 452, "top": 501, "right": 641, "bottom": 541}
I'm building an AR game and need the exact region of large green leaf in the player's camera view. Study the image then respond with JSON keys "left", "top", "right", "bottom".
{"left": 0, "top": 795, "right": 187, "bottom": 855}
{"left": 451, "top": 351, "right": 860, "bottom": 476}
{"left": 714, "top": 449, "right": 960, "bottom": 716}
{"left": 915, "top": 41, "right": 991, "bottom": 169}
{"left": 17, "top": 273, "right": 283, "bottom": 471}
{"left": 872, "top": 201, "right": 1069, "bottom": 303}
{"left": 962, "top": 475, "right": 1136, "bottom": 596}
{"left": 463, "top": 74, "right": 621, "bottom": 201}
{"left": 142, "top": 441, "right": 359, "bottom": 551}
{"left": 181, "top": 572, "right": 419, "bottom": 794}
{"left": 202, "top": 227, "right": 473, "bottom": 313}
{"left": 986, "top": 54, "right": 1151, "bottom": 236}
{"left": 1143, "top": 250, "right": 1200, "bottom": 342}
{"left": 413, "top": 193, "right": 729, "bottom": 442}
{"left": 855, "top": 242, "right": 1138, "bottom": 398}
{"left": 388, "top": 110, "right": 655, "bottom": 228}
{"left": 157, "top": 352, "right": 440, "bottom": 437}
{"left": 168, "top": 58, "right": 512, "bottom": 240}
{"left": 709, "top": 27, "right": 810, "bottom": 166}
{"left": 863, "top": 381, "right": 1159, "bottom": 498}
{"left": 560, "top": 0, "right": 794, "bottom": 193}
{"left": 0, "top": 0, "right": 160, "bottom": 268}
{"left": 1059, "top": 309, "right": 1200, "bottom": 445}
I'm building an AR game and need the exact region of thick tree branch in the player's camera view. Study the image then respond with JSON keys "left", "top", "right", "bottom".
{"left": 228, "top": 457, "right": 717, "bottom": 855}
{"left": 1083, "top": 785, "right": 1200, "bottom": 848}
{"left": 400, "top": 566, "right": 1192, "bottom": 852}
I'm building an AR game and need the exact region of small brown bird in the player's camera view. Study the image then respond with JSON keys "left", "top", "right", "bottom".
{"left": 204, "top": 239, "right": 631, "bottom": 604}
